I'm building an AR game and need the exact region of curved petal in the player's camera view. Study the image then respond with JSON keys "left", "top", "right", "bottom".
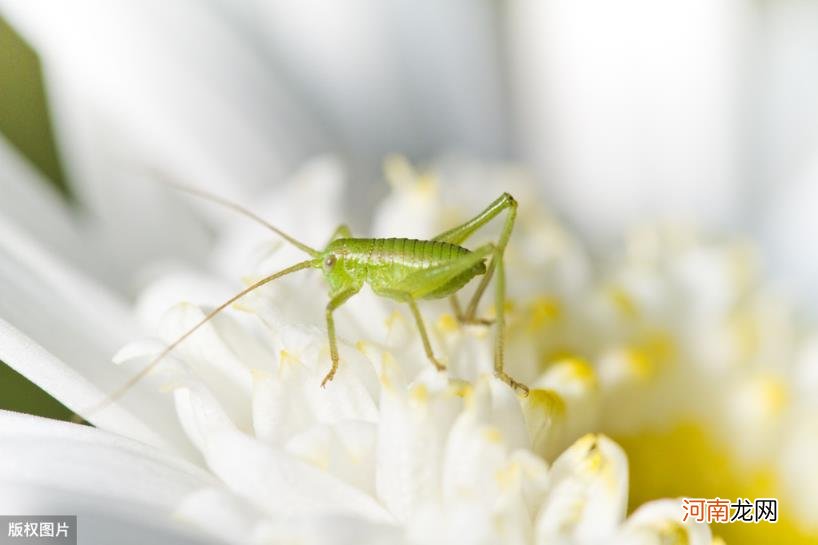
{"left": 375, "top": 366, "right": 462, "bottom": 521}
{"left": 179, "top": 488, "right": 404, "bottom": 545}
{"left": 0, "top": 0, "right": 326, "bottom": 292}
{"left": 0, "top": 0, "right": 323, "bottom": 184}
{"left": 0, "top": 136, "right": 92, "bottom": 274}
{"left": 0, "top": 124, "right": 206, "bottom": 297}
{"left": 0, "top": 483, "right": 221, "bottom": 545}
{"left": 0, "top": 411, "right": 215, "bottom": 520}
{"left": 0, "top": 218, "right": 197, "bottom": 459}
{"left": 174, "top": 387, "right": 393, "bottom": 524}
{"left": 535, "top": 434, "right": 629, "bottom": 544}
{"left": 614, "top": 499, "right": 712, "bottom": 545}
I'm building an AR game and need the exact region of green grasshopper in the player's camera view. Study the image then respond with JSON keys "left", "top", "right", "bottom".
{"left": 99, "top": 185, "right": 529, "bottom": 410}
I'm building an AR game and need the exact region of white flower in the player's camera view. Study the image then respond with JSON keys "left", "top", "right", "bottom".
{"left": 2, "top": 3, "right": 818, "bottom": 542}
{"left": 0, "top": 158, "right": 714, "bottom": 544}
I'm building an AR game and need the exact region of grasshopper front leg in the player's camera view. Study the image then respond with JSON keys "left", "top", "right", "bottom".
{"left": 322, "top": 288, "right": 359, "bottom": 386}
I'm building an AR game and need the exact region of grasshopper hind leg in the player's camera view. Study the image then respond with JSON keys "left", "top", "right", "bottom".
{"left": 449, "top": 295, "right": 493, "bottom": 326}
{"left": 432, "top": 193, "right": 529, "bottom": 396}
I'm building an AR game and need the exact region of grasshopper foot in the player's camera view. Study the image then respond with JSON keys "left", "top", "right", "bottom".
{"left": 321, "top": 371, "right": 335, "bottom": 387}
{"left": 461, "top": 316, "right": 494, "bottom": 327}
{"left": 430, "top": 356, "right": 447, "bottom": 372}
{"left": 495, "top": 371, "right": 529, "bottom": 397}
{"left": 321, "top": 363, "right": 338, "bottom": 387}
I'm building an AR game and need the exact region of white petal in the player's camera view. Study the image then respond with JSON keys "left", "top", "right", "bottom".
{"left": 0, "top": 0, "right": 327, "bottom": 293}
{"left": 0, "top": 136, "right": 93, "bottom": 275}
{"left": 175, "top": 387, "right": 393, "bottom": 523}
{"left": 613, "top": 499, "right": 712, "bottom": 545}
{"left": 0, "top": 483, "right": 220, "bottom": 545}
{"left": 535, "top": 434, "right": 628, "bottom": 544}
{"left": 253, "top": 321, "right": 382, "bottom": 422}
{"left": 375, "top": 365, "right": 462, "bottom": 521}
{"left": 1, "top": 0, "right": 323, "bottom": 186}
{"left": 154, "top": 303, "right": 259, "bottom": 431}
{"left": 176, "top": 487, "right": 266, "bottom": 544}
{"left": 440, "top": 414, "right": 508, "bottom": 509}
{"left": 440, "top": 379, "right": 519, "bottom": 510}
{"left": 0, "top": 410, "right": 214, "bottom": 513}
{"left": 528, "top": 358, "right": 601, "bottom": 460}
{"left": 178, "top": 487, "right": 405, "bottom": 545}
{"left": 36, "top": 78, "right": 213, "bottom": 293}
{"left": 285, "top": 420, "right": 378, "bottom": 496}
{"left": 252, "top": 367, "right": 315, "bottom": 445}
{"left": 0, "top": 219, "right": 197, "bottom": 458}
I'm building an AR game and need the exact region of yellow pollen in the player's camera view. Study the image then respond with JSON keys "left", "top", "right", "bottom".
{"left": 560, "top": 356, "right": 598, "bottom": 388}
{"left": 448, "top": 380, "right": 473, "bottom": 399}
{"left": 486, "top": 300, "right": 515, "bottom": 320}
{"left": 495, "top": 462, "right": 521, "bottom": 490}
{"left": 279, "top": 349, "right": 300, "bottom": 366}
{"left": 581, "top": 448, "right": 605, "bottom": 474}
{"left": 409, "top": 384, "right": 429, "bottom": 405}
{"left": 384, "top": 155, "right": 414, "bottom": 190}
{"left": 527, "top": 389, "right": 566, "bottom": 417}
{"left": 728, "top": 312, "right": 760, "bottom": 364}
{"left": 606, "top": 286, "right": 639, "bottom": 319}
{"left": 654, "top": 522, "right": 689, "bottom": 545}
{"left": 624, "top": 347, "right": 653, "bottom": 380}
{"left": 437, "top": 313, "right": 459, "bottom": 333}
{"left": 385, "top": 309, "right": 403, "bottom": 331}
{"left": 250, "top": 368, "right": 272, "bottom": 381}
{"left": 528, "top": 295, "right": 563, "bottom": 330}
{"left": 482, "top": 426, "right": 503, "bottom": 444}
{"left": 415, "top": 173, "right": 438, "bottom": 198}
{"left": 378, "top": 351, "right": 397, "bottom": 391}
{"left": 754, "top": 375, "right": 789, "bottom": 415}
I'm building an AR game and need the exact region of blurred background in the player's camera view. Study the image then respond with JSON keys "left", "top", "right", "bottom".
{"left": 1, "top": 1, "right": 817, "bottom": 543}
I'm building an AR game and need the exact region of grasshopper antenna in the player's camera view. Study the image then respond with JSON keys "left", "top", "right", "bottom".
{"left": 85, "top": 259, "right": 315, "bottom": 417}
{"left": 162, "top": 178, "right": 319, "bottom": 257}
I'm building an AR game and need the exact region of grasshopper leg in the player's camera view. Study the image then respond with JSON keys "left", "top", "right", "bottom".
{"left": 379, "top": 289, "right": 446, "bottom": 372}
{"left": 493, "top": 251, "right": 528, "bottom": 395}
{"left": 449, "top": 294, "right": 493, "bottom": 326}
{"left": 431, "top": 193, "right": 527, "bottom": 394}
{"left": 490, "top": 198, "right": 529, "bottom": 396}
{"left": 434, "top": 193, "right": 528, "bottom": 395}
{"left": 327, "top": 224, "right": 352, "bottom": 244}
{"left": 408, "top": 298, "right": 446, "bottom": 371}
{"left": 322, "top": 288, "right": 359, "bottom": 387}
{"left": 433, "top": 193, "right": 517, "bottom": 325}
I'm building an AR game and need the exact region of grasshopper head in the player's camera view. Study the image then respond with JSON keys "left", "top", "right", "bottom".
{"left": 317, "top": 240, "right": 362, "bottom": 294}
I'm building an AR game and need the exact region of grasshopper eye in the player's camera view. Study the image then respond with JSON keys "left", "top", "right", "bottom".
{"left": 324, "top": 255, "right": 337, "bottom": 269}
